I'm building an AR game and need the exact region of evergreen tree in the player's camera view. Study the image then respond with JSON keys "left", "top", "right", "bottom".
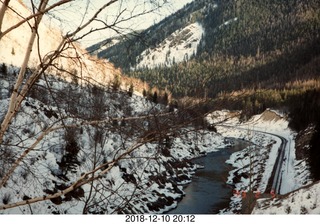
{"left": 152, "top": 91, "right": 158, "bottom": 104}
{"left": 112, "top": 74, "right": 121, "bottom": 91}
{"left": 142, "top": 89, "right": 147, "bottom": 97}
{"left": 0, "top": 63, "right": 7, "bottom": 76}
{"left": 309, "top": 119, "right": 320, "bottom": 180}
{"left": 128, "top": 83, "right": 134, "bottom": 97}
{"left": 162, "top": 92, "right": 169, "bottom": 105}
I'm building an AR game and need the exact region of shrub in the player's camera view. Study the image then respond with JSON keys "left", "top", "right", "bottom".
{"left": 0, "top": 63, "right": 7, "bottom": 76}
{"left": 300, "top": 206, "right": 308, "bottom": 214}
{"left": 285, "top": 206, "right": 291, "bottom": 214}
{"left": 128, "top": 83, "right": 134, "bottom": 97}
{"left": 64, "top": 128, "right": 80, "bottom": 155}
{"left": 112, "top": 74, "right": 121, "bottom": 91}
{"left": 2, "top": 193, "right": 11, "bottom": 205}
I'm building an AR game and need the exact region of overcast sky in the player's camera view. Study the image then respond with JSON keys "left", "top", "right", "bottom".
{"left": 25, "top": 0, "right": 194, "bottom": 47}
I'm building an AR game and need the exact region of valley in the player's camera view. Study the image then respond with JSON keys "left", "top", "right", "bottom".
{"left": 0, "top": 0, "right": 319, "bottom": 217}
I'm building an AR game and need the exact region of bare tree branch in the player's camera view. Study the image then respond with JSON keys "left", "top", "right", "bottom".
{"left": 0, "top": 0, "right": 189, "bottom": 214}
{"left": 0, "top": 139, "right": 147, "bottom": 210}
{"left": 0, "top": 0, "right": 72, "bottom": 40}
{"left": 0, "top": 0, "right": 10, "bottom": 35}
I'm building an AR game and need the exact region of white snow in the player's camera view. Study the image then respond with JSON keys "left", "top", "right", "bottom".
{"left": 135, "top": 22, "right": 204, "bottom": 69}
{"left": 0, "top": 77, "right": 314, "bottom": 215}
{"left": 208, "top": 109, "right": 311, "bottom": 193}
{"left": 253, "top": 181, "right": 320, "bottom": 214}
{"left": 206, "top": 109, "right": 313, "bottom": 213}
{"left": 0, "top": 1, "right": 317, "bottom": 216}
{"left": 219, "top": 17, "right": 238, "bottom": 29}
{"left": 0, "top": 65, "right": 226, "bottom": 214}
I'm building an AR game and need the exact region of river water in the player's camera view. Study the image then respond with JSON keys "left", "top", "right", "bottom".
{"left": 168, "top": 140, "right": 248, "bottom": 214}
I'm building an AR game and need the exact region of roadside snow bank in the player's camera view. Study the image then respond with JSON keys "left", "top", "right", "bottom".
{"left": 253, "top": 181, "right": 320, "bottom": 214}
{"left": 206, "top": 109, "right": 311, "bottom": 213}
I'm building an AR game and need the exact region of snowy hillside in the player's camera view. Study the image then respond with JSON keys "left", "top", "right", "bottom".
{"left": 135, "top": 22, "right": 204, "bottom": 69}
{"left": 209, "top": 110, "right": 311, "bottom": 191}
{"left": 0, "top": 63, "right": 226, "bottom": 214}
{"left": 1, "top": 1, "right": 216, "bottom": 214}
{"left": 0, "top": 1, "right": 60, "bottom": 66}
{"left": 253, "top": 181, "right": 320, "bottom": 214}
{"left": 0, "top": 2, "right": 226, "bottom": 213}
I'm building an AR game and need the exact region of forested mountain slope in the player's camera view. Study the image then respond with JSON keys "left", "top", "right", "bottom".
{"left": 90, "top": 0, "right": 319, "bottom": 93}
{"left": 90, "top": 0, "right": 320, "bottom": 182}
{"left": 87, "top": 0, "right": 211, "bottom": 70}
{"left": 91, "top": 0, "right": 320, "bottom": 124}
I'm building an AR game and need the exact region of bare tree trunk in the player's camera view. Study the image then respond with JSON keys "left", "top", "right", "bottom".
{"left": 0, "top": 0, "right": 72, "bottom": 40}
{"left": 0, "top": 0, "right": 10, "bottom": 35}
{"left": 0, "top": 0, "right": 49, "bottom": 144}
{"left": 0, "top": 0, "right": 175, "bottom": 213}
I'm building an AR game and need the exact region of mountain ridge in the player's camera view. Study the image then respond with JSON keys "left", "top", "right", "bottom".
{"left": 87, "top": 0, "right": 212, "bottom": 70}
{"left": 1, "top": 0, "right": 320, "bottom": 216}
{"left": 89, "top": 0, "right": 319, "bottom": 94}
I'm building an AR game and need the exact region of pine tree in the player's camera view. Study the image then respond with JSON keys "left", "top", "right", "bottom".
{"left": 309, "top": 119, "right": 320, "bottom": 180}
{"left": 128, "top": 83, "right": 134, "bottom": 97}
{"left": 0, "top": 63, "right": 7, "bottom": 76}
{"left": 152, "top": 91, "right": 158, "bottom": 104}
{"left": 112, "top": 74, "right": 121, "bottom": 91}
{"left": 163, "top": 92, "right": 169, "bottom": 105}
{"left": 142, "top": 89, "right": 147, "bottom": 97}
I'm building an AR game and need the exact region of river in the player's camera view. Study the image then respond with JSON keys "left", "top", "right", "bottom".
{"left": 168, "top": 140, "right": 248, "bottom": 214}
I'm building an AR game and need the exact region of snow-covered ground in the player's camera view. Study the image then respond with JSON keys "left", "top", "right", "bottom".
{"left": 0, "top": 72, "right": 315, "bottom": 215}
{"left": 1, "top": 1, "right": 317, "bottom": 216}
{"left": 0, "top": 1, "right": 223, "bottom": 214}
{"left": 135, "top": 22, "right": 204, "bottom": 69}
{"left": 206, "top": 109, "right": 313, "bottom": 213}
{"left": 0, "top": 66, "right": 226, "bottom": 214}
{"left": 253, "top": 180, "right": 320, "bottom": 214}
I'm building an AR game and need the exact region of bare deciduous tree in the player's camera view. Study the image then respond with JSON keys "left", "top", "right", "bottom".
{"left": 0, "top": 0, "right": 192, "bottom": 213}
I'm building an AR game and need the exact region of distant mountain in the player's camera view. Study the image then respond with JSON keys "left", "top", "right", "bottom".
{"left": 87, "top": 0, "right": 214, "bottom": 70}
{"left": 89, "top": 0, "right": 320, "bottom": 110}
{"left": 89, "top": 0, "right": 319, "bottom": 72}
{"left": 87, "top": 30, "right": 144, "bottom": 57}
{"left": 134, "top": 22, "right": 204, "bottom": 69}
{"left": 89, "top": 0, "right": 320, "bottom": 165}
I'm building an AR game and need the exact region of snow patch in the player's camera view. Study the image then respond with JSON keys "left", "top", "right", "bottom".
{"left": 135, "top": 22, "right": 204, "bottom": 69}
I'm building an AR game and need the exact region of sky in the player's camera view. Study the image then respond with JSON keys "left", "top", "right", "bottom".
{"left": 24, "top": 0, "right": 194, "bottom": 47}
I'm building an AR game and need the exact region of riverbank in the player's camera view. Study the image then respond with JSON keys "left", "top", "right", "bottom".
{"left": 167, "top": 140, "right": 249, "bottom": 214}
{"left": 206, "top": 110, "right": 311, "bottom": 214}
